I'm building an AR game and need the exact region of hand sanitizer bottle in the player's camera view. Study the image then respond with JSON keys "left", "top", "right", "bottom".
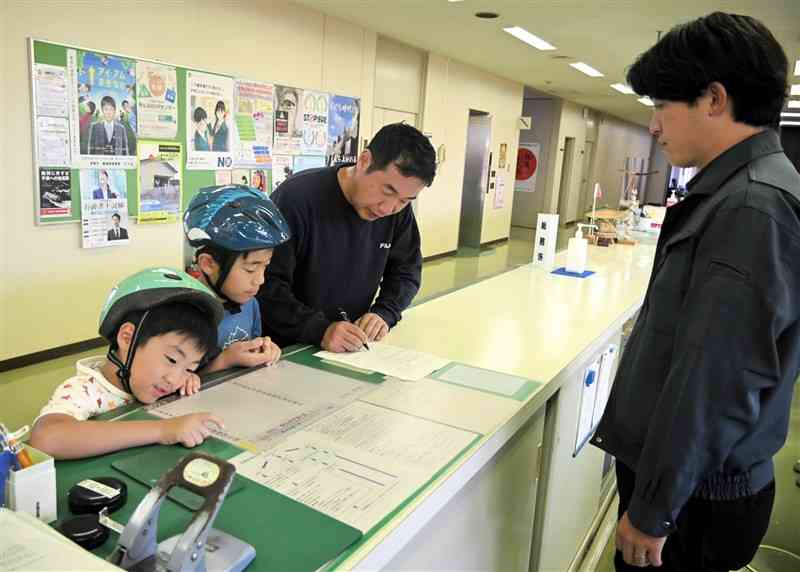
{"left": 566, "top": 224, "right": 591, "bottom": 274}
{"left": 666, "top": 190, "right": 679, "bottom": 207}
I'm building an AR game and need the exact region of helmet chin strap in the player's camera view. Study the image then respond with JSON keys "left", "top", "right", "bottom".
{"left": 107, "top": 309, "right": 151, "bottom": 395}
{"left": 199, "top": 249, "right": 242, "bottom": 315}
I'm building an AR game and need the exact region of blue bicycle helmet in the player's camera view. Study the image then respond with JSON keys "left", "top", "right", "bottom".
{"left": 184, "top": 185, "right": 291, "bottom": 312}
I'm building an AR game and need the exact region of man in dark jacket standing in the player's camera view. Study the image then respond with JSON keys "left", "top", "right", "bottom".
{"left": 593, "top": 12, "right": 800, "bottom": 571}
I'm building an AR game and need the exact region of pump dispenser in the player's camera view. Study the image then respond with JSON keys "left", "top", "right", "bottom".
{"left": 566, "top": 224, "right": 595, "bottom": 274}
{"left": 666, "top": 190, "right": 679, "bottom": 207}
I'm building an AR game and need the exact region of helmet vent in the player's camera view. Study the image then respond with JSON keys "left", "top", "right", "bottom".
{"left": 163, "top": 273, "right": 182, "bottom": 281}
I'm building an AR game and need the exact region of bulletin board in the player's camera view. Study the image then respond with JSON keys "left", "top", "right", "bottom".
{"left": 28, "top": 38, "right": 362, "bottom": 234}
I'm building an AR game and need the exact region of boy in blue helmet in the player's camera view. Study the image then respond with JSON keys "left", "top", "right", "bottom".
{"left": 184, "top": 185, "right": 291, "bottom": 372}
{"left": 30, "top": 268, "right": 226, "bottom": 459}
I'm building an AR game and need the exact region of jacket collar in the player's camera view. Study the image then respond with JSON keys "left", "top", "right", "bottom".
{"left": 687, "top": 129, "right": 783, "bottom": 197}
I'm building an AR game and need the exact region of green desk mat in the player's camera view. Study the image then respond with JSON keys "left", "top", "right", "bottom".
{"left": 111, "top": 447, "right": 245, "bottom": 510}
{"left": 282, "top": 346, "right": 387, "bottom": 384}
{"left": 55, "top": 411, "right": 362, "bottom": 571}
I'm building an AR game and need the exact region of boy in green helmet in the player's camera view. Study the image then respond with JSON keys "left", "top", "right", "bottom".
{"left": 30, "top": 268, "right": 226, "bottom": 459}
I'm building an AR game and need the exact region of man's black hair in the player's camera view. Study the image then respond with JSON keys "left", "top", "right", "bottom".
{"left": 111, "top": 213, "right": 121, "bottom": 221}
{"left": 366, "top": 123, "right": 436, "bottom": 186}
{"left": 627, "top": 12, "right": 787, "bottom": 127}
{"left": 193, "top": 106, "right": 207, "bottom": 123}
{"left": 100, "top": 95, "right": 117, "bottom": 109}
{"left": 113, "top": 301, "right": 218, "bottom": 360}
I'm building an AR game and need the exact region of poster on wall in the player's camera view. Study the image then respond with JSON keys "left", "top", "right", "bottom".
{"left": 35, "top": 63, "right": 69, "bottom": 118}
{"left": 138, "top": 141, "right": 182, "bottom": 224}
{"left": 232, "top": 169, "right": 251, "bottom": 186}
{"left": 273, "top": 85, "right": 303, "bottom": 155}
{"left": 327, "top": 95, "right": 360, "bottom": 166}
{"left": 215, "top": 170, "right": 233, "bottom": 186}
{"left": 272, "top": 155, "right": 294, "bottom": 189}
{"left": 39, "top": 168, "right": 72, "bottom": 219}
{"left": 250, "top": 169, "right": 270, "bottom": 194}
{"left": 234, "top": 79, "right": 274, "bottom": 168}
{"left": 186, "top": 71, "right": 234, "bottom": 170}
{"left": 494, "top": 174, "right": 506, "bottom": 209}
{"left": 67, "top": 50, "right": 137, "bottom": 169}
{"left": 293, "top": 155, "right": 326, "bottom": 174}
{"left": 37, "top": 117, "right": 71, "bottom": 167}
{"left": 79, "top": 169, "right": 130, "bottom": 248}
{"left": 136, "top": 62, "right": 178, "bottom": 139}
{"left": 515, "top": 143, "right": 540, "bottom": 193}
{"left": 300, "top": 90, "right": 329, "bottom": 156}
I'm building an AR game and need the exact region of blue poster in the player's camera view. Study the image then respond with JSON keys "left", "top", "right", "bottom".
{"left": 326, "top": 95, "right": 360, "bottom": 166}
{"left": 76, "top": 51, "right": 137, "bottom": 159}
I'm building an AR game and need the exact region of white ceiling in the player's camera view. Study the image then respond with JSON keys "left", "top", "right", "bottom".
{"left": 293, "top": 0, "right": 800, "bottom": 127}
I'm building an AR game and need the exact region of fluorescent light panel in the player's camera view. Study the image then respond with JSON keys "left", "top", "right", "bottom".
{"left": 502, "top": 26, "right": 556, "bottom": 50}
{"left": 638, "top": 97, "right": 654, "bottom": 107}
{"left": 795, "top": 60, "right": 800, "bottom": 76}
{"left": 788, "top": 100, "right": 800, "bottom": 109}
{"left": 791, "top": 85, "right": 800, "bottom": 96}
{"left": 611, "top": 83, "right": 635, "bottom": 95}
{"left": 570, "top": 62, "right": 604, "bottom": 77}
{"left": 780, "top": 121, "right": 800, "bottom": 126}
{"left": 781, "top": 112, "right": 800, "bottom": 118}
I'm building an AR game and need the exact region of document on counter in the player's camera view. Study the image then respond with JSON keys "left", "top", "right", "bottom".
{"left": 315, "top": 342, "right": 450, "bottom": 381}
{"left": 0, "top": 508, "right": 118, "bottom": 571}
{"left": 232, "top": 401, "right": 480, "bottom": 533}
{"left": 148, "top": 361, "right": 377, "bottom": 451}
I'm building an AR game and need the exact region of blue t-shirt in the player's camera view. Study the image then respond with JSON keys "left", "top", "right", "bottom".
{"left": 217, "top": 298, "right": 262, "bottom": 350}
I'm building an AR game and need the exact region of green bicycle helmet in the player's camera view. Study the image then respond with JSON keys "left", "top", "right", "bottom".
{"left": 99, "top": 268, "right": 224, "bottom": 393}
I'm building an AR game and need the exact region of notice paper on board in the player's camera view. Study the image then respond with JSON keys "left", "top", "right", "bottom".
{"left": 315, "top": 342, "right": 450, "bottom": 382}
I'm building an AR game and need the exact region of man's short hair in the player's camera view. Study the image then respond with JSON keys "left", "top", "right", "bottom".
{"left": 100, "top": 95, "right": 117, "bottom": 109}
{"left": 111, "top": 213, "right": 121, "bottom": 221}
{"left": 367, "top": 123, "right": 436, "bottom": 187}
{"left": 627, "top": 12, "right": 787, "bottom": 127}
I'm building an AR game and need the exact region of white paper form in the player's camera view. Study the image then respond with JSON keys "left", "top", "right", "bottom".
{"left": 34, "top": 64, "right": 69, "bottom": 118}
{"left": 37, "top": 117, "right": 70, "bottom": 166}
{"left": 591, "top": 345, "right": 617, "bottom": 427}
{"left": 148, "top": 361, "right": 377, "bottom": 451}
{"left": 315, "top": 342, "right": 450, "bottom": 381}
{"left": 233, "top": 401, "right": 480, "bottom": 532}
{"left": 0, "top": 508, "right": 118, "bottom": 571}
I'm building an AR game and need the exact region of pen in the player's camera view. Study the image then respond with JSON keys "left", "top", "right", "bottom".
{"left": 337, "top": 308, "right": 370, "bottom": 351}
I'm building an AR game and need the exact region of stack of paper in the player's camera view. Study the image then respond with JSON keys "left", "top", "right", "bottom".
{"left": 0, "top": 508, "right": 119, "bottom": 570}
{"left": 315, "top": 342, "right": 450, "bottom": 381}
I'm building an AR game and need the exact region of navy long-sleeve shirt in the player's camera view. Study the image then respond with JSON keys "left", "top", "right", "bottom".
{"left": 258, "top": 165, "right": 422, "bottom": 346}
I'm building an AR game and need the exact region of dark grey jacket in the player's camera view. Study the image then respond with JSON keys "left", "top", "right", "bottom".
{"left": 593, "top": 129, "right": 800, "bottom": 537}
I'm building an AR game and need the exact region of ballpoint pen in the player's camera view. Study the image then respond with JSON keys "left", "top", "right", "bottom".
{"left": 337, "top": 308, "right": 370, "bottom": 351}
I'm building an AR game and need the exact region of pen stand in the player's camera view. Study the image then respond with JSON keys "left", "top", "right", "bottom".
{"left": 5, "top": 444, "right": 57, "bottom": 523}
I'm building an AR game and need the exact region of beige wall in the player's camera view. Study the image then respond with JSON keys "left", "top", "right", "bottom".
{"left": 1, "top": 0, "right": 377, "bottom": 360}
{"left": 418, "top": 57, "right": 524, "bottom": 255}
{"left": 547, "top": 101, "right": 587, "bottom": 218}
{"left": 591, "top": 115, "right": 654, "bottom": 209}
{"left": 374, "top": 36, "right": 425, "bottom": 115}
{"left": 1, "top": 0, "right": 525, "bottom": 360}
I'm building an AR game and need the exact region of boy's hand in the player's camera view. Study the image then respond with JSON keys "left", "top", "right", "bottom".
{"left": 180, "top": 373, "right": 201, "bottom": 397}
{"left": 222, "top": 338, "right": 278, "bottom": 368}
{"left": 260, "top": 337, "right": 281, "bottom": 366}
{"left": 160, "top": 412, "right": 225, "bottom": 448}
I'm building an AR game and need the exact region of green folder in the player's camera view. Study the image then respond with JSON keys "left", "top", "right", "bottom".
{"left": 54, "top": 419, "right": 362, "bottom": 571}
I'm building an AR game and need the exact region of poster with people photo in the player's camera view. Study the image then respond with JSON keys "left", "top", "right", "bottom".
{"left": 327, "top": 95, "right": 360, "bottom": 166}
{"left": 273, "top": 85, "right": 303, "bottom": 155}
{"left": 138, "top": 141, "right": 182, "bottom": 224}
{"left": 39, "top": 168, "right": 72, "bottom": 219}
{"left": 136, "top": 62, "right": 178, "bottom": 139}
{"left": 68, "top": 49, "right": 137, "bottom": 170}
{"left": 234, "top": 79, "right": 274, "bottom": 168}
{"left": 186, "top": 71, "right": 234, "bottom": 170}
{"left": 272, "top": 155, "right": 294, "bottom": 189}
{"left": 300, "top": 90, "right": 329, "bottom": 156}
{"left": 79, "top": 169, "right": 129, "bottom": 248}
{"left": 250, "top": 169, "right": 270, "bottom": 194}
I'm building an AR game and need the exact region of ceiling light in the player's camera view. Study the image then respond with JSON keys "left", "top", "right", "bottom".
{"left": 795, "top": 60, "right": 800, "bottom": 76}
{"left": 788, "top": 100, "right": 800, "bottom": 109}
{"left": 638, "top": 97, "right": 654, "bottom": 107}
{"left": 780, "top": 121, "right": 800, "bottom": 127}
{"left": 570, "top": 62, "right": 604, "bottom": 78}
{"left": 503, "top": 26, "right": 557, "bottom": 51}
{"left": 781, "top": 112, "right": 800, "bottom": 118}
{"left": 791, "top": 85, "right": 800, "bottom": 96}
{"left": 610, "top": 83, "right": 635, "bottom": 95}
